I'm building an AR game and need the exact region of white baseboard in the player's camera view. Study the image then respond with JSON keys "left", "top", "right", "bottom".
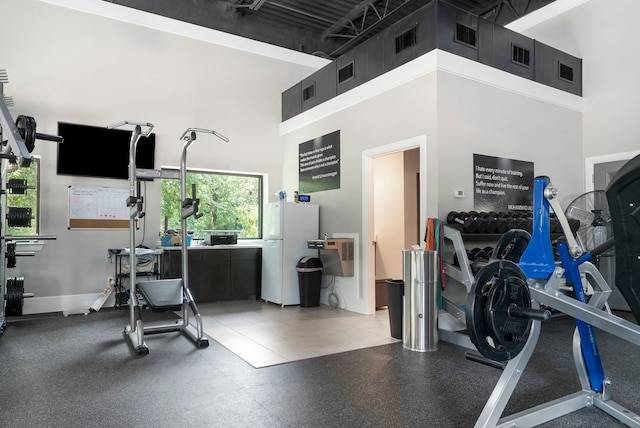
{"left": 22, "top": 293, "right": 116, "bottom": 315}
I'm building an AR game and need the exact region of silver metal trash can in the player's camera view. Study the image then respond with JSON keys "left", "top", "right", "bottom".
{"left": 402, "top": 249, "right": 438, "bottom": 352}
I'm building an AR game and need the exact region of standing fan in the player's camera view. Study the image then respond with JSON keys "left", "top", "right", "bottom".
{"left": 564, "top": 190, "right": 614, "bottom": 257}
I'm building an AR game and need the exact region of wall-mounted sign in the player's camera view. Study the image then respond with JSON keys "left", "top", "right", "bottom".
{"left": 473, "top": 154, "right": 534, "bottom": 213}
{"left": 299, "top": 130, "right": 340, "bottom": 193}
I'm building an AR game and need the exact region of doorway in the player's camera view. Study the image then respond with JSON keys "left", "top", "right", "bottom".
{"left": 371, "top": 149, "right": 420, "bottom": 309}
{"left": 362, "top": 136, "right": 427, "bottom": 315}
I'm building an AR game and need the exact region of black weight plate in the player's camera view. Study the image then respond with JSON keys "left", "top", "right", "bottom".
{"left": 491, "top": 229, "right": 531, "bottom": 262}
{"left": 6, "top": 276, "right": 24, "bottom": 316}
{"left": 15, "top": 115, "right": 37, "bottom": 153}
{"left": 486, "top": 275, "right": 532, "bottom": 359}
{"left": 466, "top": 260, "right": 531, "bottom": 362}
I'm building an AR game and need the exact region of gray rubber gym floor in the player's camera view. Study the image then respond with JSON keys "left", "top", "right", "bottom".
{"left": 0, "top": 306, "right": 637, "bottom": 427}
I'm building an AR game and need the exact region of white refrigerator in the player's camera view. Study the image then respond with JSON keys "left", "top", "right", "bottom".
{"left": 261, "top": 202, "right": 319, "bottom": 306}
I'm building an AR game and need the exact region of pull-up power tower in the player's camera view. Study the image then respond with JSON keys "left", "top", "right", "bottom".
{"left": 109, "top": 121, "right": 228, "bottom": 355}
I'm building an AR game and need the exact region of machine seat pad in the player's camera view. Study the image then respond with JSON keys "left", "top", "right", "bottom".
{"left": 137, "top": 279, "right": 183, "bottom": 312}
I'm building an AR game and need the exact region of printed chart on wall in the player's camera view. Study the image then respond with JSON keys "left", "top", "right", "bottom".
{"left": 299, "top": 130, "right": 340, "bottom": 193}
{"left": 68, "top": 186, "right": 130, "bottom": 229}
{"left": 473, "top": 154, "right": 534, "bottom": 213}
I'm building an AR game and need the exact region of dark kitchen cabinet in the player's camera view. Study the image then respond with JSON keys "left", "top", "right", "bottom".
{"left": 161, "top": 247, "right": 261, "bottom": 303}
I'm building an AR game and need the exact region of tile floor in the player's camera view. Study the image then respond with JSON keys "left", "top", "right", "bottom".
{"left": 198, "top": 300, "right": 398, "bottom": 368}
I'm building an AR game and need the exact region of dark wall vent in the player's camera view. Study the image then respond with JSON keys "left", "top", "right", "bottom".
{"left": 338, "top": 62, "right": 355, "bottom": 84}
{"left": 559, "top": 63, "right": 574, "bottom": 82}
{"left": 455, "top": 23, "right": 476, "bottom": 48}
{"left": 302, "top": 83, "right": 316, "bottom": 102}
{"left": 395, "top": 26, "right": 418, "bottom": 54}
{"left": 512, "top": 44, "right": 530, "bottom": 67}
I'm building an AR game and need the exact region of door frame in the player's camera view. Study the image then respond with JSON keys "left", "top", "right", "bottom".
{"left": 584, "top": 150, "right": 640, "bottom": 192}
{"left": 362, "top": 135, "right": 428, "bottom": 314}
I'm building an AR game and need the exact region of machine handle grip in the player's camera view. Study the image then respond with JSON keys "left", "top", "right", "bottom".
{"left": 508, "top": 304, "right": 551, "bottom": 321}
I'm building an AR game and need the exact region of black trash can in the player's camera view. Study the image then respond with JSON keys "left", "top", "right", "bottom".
{"left": 386, "top": 279, "right": 404, "bottom": 339}
{"left": 296, "top": 257, "right": 323, "bottom": 307}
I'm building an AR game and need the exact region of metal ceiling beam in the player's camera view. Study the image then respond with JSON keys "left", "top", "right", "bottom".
{"left": 322, "top": 0, "right": 386, "bottom": 39}
{"left": 234, "top": 0, "right": 268, "bottom": 11}
{"left": 233, "top": 0, "right": 336, "bottom": 25}
{"left": 475, "top": 0, "right": 538, "bottom": 23}
{"left": 328, "top": 0, "right": 420, "bottom": 58}
{"left": 267, "top": 2, "right": 337, "bottom": 25}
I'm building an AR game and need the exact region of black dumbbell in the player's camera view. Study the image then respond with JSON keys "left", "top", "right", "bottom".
{"left": 516, "top": 218, "right": 530, "bottom": 231}
{"left": 475, "top": 218, "right": 489, "bottom": 233}
{"left": 484, "top": 217, "right": 498, "bottom": 233}
{"left": 505, "top": 217, "right": 518, "bottom": 231}
{"left": 476, "top": 212, "right": 498, "bottom": 233}
{"left": 447, "top": 211, "right": 479, "bottom": 233}
{"left": 453, "top": 250, "right": 473, "bottom": 267}
{"left": 495, "top": 217, "right": 508, "bottom": 233}
{"left": 471, "top": 256, "right": 489, "bottom": 276}
{"left": 470, "top": 247, "right": 488, "bottom": 261}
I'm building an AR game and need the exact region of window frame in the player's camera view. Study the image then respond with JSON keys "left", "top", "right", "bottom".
{"left": 159, "top": 167, "right": 264, "bottom": 241}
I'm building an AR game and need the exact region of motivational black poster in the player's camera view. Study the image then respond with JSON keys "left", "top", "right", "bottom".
{"left": 473, "top": 154, "right": 534, "bottom": 213}
{"left": 298, "top": 130, "right": 340, "bottom": 193}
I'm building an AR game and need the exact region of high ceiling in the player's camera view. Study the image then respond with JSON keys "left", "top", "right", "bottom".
{"left": 103, "top": 0, "right": 556, "bottom": 58}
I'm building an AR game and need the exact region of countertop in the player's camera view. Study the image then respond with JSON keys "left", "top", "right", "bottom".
{"left": 160, "top": 241, "right": 263, "bottom": 250}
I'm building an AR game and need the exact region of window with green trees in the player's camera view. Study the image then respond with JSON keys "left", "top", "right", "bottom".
{"left": 6, "top": 158, "right": 40, "bottom": 236}
{"left": 160, "top": 170, "right": 262, "bottom": 240}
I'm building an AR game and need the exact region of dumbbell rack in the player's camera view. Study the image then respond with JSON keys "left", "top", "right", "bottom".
{"left": 446, "top": 210, "right": 577, "bottom": 238}
{"left": 437, "top": 225, "right": 476, "bottom": 350}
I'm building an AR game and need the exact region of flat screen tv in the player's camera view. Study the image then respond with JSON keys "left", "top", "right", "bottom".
{"left": 57, "top": 122, "right": 156, "bottom": 180}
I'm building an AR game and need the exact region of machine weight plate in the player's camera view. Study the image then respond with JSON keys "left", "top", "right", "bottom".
{"left": 466, "top": 260, "right": 533, "bottom": 362}
{"left": 491, "top": 229, "right": 531, "bottom": 262}
{"left": 15, "top": 115, "right": 37, "bottom": 153}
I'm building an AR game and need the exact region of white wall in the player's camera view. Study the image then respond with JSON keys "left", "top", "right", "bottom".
{"left": 437, "top": 71, "right": 584, "bottom": 210}
{"left": 512, "top": 0, "right": 640, "bottom": 168}
{"left": 0, "top": 0, "right": 323, "bottom": 313}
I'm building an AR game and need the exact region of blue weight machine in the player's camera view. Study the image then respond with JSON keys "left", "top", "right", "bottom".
{"left": 468, "top": 155, "right": 640, "bottom": 427}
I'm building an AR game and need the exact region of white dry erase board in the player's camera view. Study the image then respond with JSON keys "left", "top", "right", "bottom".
{"left": 68, "top": 186, "right": 130, "bottom": 229}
